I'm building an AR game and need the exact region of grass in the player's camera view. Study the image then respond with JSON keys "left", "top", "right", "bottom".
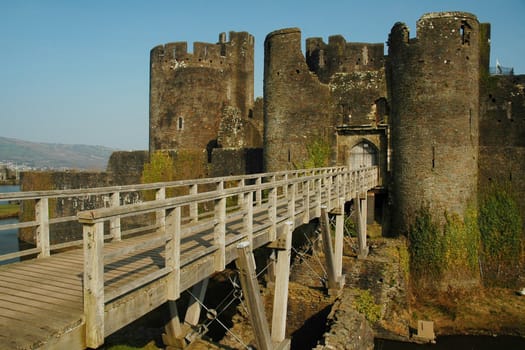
{"left": 0, "top": 203, "right": 19, "bottom": 219}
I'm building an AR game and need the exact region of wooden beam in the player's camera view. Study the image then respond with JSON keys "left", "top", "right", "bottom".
{"left": 303, "top": 180, "right": 310, "bottom": 224}
{"left": 243, "top": 191, "right": 254, "bottom": 247}
{"left": 163, "top": 300, "right": 187, "bottom": 349}
{"left": 355, "top": 193, "right": 369, "bottom": 259}
{"left": 334, "top": 198, "right": 345, "bottom": 281}
{"left": 235, "top": 241, "right": 273, "bottom": 350}
{"left": 184, "top": 278, "right": 209, "bottom": 327}
{"left": 320, "top": 206, "right": 342, "bottom": 293}
{"left": 35, "top": 198, "right": 50, "bottom": 258}
{"left": 166, "top": 206, "right": 181, "bottom": 300}
{"left": 189, "top": 184, "right": 198, "bottom": 223}
{"left": 83, "top": 221, "right": 105, "bottom": 348}
{"left": 214, "top": 182, "right": 226, "bottom": 271}
{"left": 109, "top": 192, "right": 121, "bottom": 241}
{"left": 271, "top": 221, "right": 293, "bottom": 343}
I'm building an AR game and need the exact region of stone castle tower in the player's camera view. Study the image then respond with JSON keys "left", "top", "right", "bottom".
{"left": 263, "top": 28, "right": 337, "bottom": 172}
{"left": 149, "top": 31, "right": 255, "bottom": 153}
{"left": 388, "top": 12, "right": 484, "bottom": 232}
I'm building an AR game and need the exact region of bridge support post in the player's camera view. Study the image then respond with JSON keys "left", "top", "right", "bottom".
{"left": 185, "top": 278, "right": 209, "bottom": 328}
{"left": 163, "top": 300, "right": 187, "bottom": 350}
{"left": 355, "top": 192, "right": 369, "bottom": 259}
{"left": 236, "top": 241, "right": 273, "bottom": 350}
{"left": 334, "top": 198, "right": 345, "bottom": 284}
{"left": 320, "top": 206, "right": 345, "bottom": 295}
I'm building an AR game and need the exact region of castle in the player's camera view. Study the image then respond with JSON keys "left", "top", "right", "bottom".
{"left": 147, "top": 11, "right": 524, "bottom": 235}
{"left": 20, "top": 11, "right": 524, "bottom": 245}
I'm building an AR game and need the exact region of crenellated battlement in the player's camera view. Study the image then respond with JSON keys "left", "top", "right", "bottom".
{"left": 306, "top": 34, "right": 384, "bottom": 83}
{"left": 150, "top": 31, "right": 254, "bottom": 70}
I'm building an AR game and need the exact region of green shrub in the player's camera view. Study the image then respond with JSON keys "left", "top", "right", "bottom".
{"left": 141, "top": 151, "right": 176, "bottom": 200}
{"left": 352, "top": 289, "right": 382, "bottom": 323}
{"left": 442, "top": 208, "right": 480, "bottom": 274}
{"left": 298, "top": 138, "right": 331, "bottom": 169}
{"left": 408, "top": 206, "right": 444, "bottom": 280}
{"left": 479, "top": 184, "right": 522, "bottom": 287}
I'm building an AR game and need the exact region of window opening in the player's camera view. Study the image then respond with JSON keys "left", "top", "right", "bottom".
{"left": 177, "top": 117, "right": 184, "bottom": 131}
{"left": 461, "top": 21, "right": 471, "bottom": 45}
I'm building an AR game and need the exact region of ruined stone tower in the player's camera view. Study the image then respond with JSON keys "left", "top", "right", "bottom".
{"left": 264, "top": 28, "right": 337, "bottom": 172}
{"left": 388, "top": 12, "right": 482, "bottom": 233}
{"left": 149, "top": 31, "right": 254, "bottom": 153}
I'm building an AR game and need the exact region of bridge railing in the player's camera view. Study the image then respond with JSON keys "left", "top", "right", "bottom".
{"left": 75, "top": 165, "right": 378, "bottom": 347}
{"left": 0, "top": 166, "right": 377, "bottom": 263}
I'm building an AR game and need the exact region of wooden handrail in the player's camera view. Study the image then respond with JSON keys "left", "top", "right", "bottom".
{"left": 0, "top": 166, "right": 376, "bottom": 264}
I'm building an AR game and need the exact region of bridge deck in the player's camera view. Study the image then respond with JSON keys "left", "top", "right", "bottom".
{"left": 0, "top": 196, "right": 308, "bottom": 349}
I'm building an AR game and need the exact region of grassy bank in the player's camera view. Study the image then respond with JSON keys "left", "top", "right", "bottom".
{"left": 0, "top": 203, "right": 19, "bottom": 219}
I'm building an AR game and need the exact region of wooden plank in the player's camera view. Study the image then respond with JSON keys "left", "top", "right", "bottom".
{"left": 104, "top": 276, "right": 169, "bottom": 337}
{"left": 0, "top": 284, "right": 81, "bottom": 306}
{"left": 0, "top": 269, "right": 81, "bottom": 292}
{"left": 0, "top": 299, "right": 80, "bottom": 330}
{"left": 0, "top": 274, "right": 81, "bottom": 300}
{"left": 271, "top": 222, "right": 293, "bottom": 343}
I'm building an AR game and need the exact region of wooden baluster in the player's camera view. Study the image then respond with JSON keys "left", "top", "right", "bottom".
{"left": 83, "top": 221, "right": 105, "bottom": 348}
{"left": 243, "top": 191, "right": 254, "bottom": 247}
{"left": 283, "top": 173, "right": 288, "bottom": 197}
{"left": 156, "top": 187, "right": 166, "bottom": 232}
{"left": 271, "top": 221, "right": 293, "bottom": 345}
{"left": 237, "top": 179, "right": 245, "bottom": 208}
{"left": 303, "top": 179, "right": 310, "bottom": 224}
{"left": 110, "top": 192, "right": 121, "bottom": 241}
{"left": 189, "top": 184, "right": 198, "bottom": 223}
{"left": 316, "top": 178, "right": 322, "bottom": 217}
{"left": 287, "top": 182, "right": 296, "bottom": 224}
{"left": 166, "top": 206, "right": 181, "bottom": 300}
{"left": 214, "top": 181, "right": 226, "bottom": 271}
{"left": 268, "top": 176, "right": 277, "bottom": 241}
{"left": 256, "top": 177, "right": 262, "bottom": 207}
{"left": 35, "top": 197, "right": 50, "bottom": 258}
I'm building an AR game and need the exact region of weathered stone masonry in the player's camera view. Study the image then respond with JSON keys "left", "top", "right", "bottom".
{"left": 388, "top": 12, "right": 482, "bottom": 233}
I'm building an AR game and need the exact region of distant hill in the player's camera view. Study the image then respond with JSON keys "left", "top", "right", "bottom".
{"left": 0, "top": 136, "right": 117, "bottom": 170}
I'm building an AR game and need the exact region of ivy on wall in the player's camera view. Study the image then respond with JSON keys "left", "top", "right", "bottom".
{"left": 296, "top": 138, "right": 331, "bottom": 169}
{"left": 478, "top": 183, "right": 523, "bottom": 287}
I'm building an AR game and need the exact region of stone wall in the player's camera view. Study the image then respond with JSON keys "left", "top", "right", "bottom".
{"left": 388, "top": 12, "right": 481, "bottom": 233}
{"left": 210, "top": 148, "right": 263, "bottom": 177}
{"left": 19, "top": 171, "right": 112, "bottom": 244}
{"left": 106, "top": 150, "right": 149, "bottom": 185}
{"left": 479, "top": 74, "right": 525, "bottom": 230}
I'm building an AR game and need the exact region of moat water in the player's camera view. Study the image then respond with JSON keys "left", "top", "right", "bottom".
{"left": 375, "top": 335, "right": 525, "bottom": 349}
{"left": 0, "top": 185, "right": 20, "bottom": 265}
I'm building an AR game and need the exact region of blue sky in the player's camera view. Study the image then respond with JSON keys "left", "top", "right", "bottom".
{"left": 1, "top": 0, "right": 524, "bottom": 150}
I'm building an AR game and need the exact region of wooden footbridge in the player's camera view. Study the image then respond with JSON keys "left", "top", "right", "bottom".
{"left": 0, "top": 166, "right": 378, "bottom": 349}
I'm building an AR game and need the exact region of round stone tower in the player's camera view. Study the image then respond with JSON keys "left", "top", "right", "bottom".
{"left": 264, "top": 28, "right": 336, "bottom": 172}
{"left": 149, "top": 32, "right": 254, "bottom": 153}
{"left": 388, "top": 12, "right": 481, "bottom": 233}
